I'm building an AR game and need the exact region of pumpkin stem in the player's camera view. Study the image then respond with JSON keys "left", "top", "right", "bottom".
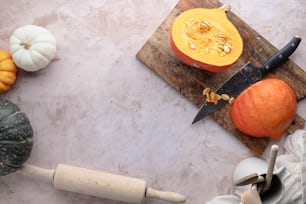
{"left": 219, "top": 4, "right": 231, "bottom": 12}
{"left": 20, "top": 42, "right": 32, "bottom": 49}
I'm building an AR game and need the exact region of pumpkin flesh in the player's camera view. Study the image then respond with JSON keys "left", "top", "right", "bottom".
{"left": 170, "top": 8, "right": 243, "bottom": 72}
{"left": 230, "top": 79, "right": 297, "bottom": 140}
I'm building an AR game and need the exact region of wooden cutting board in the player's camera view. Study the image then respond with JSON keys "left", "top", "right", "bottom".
{"left": 136, "top": 0, "right": 306, "bottom": 156}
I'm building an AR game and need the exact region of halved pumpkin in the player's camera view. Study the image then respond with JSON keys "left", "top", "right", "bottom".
{"left": 170, "top": 6, "right": 243, "bottom": 72}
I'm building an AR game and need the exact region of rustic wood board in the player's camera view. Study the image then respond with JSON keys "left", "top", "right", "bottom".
{"left": 136, "top": 0, "right": 306, "bottom": 156}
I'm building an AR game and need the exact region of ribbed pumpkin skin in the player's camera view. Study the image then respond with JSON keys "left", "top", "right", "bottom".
{"left": 0, "top": 99, "right": 33, "bottom": 175}
{"left": 230, "top": 79, "right": 297, "bottom": 140}
{"left": 9, "top": 25, "right": 57, "bottom": 72}
{"left": 0, "top": 50, "right": 17, "bottom": 93}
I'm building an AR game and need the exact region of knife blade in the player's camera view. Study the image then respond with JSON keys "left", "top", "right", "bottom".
{"left": 192, "top": 36, "right": 302, "bottom": 124}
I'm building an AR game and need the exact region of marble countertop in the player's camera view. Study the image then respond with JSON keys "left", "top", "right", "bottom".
{"left": 0, "top": 0, "right": 305, "bottom": 203}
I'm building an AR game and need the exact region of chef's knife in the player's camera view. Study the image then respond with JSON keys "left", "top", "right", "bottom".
{"left": 192, "top": 36, "right": 302, "bottom": 124}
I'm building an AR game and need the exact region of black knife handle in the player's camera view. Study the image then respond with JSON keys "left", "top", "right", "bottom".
{"left": 259, "top": 36, "right": 302, "bottom": 76}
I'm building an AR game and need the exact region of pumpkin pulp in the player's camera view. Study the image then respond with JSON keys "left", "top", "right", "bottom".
{"left": 170, "top": 8, "right": 243, "bottom": 72}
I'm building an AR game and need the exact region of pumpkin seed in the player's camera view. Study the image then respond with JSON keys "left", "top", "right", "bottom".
{"left": 221, "top": 94, "right": 230, "bottom": 100}
{"left": 223, "top": 45, "right": 231, "bottom": 53}
{"left": 217, "top": 40, "right": 225, "bottom": 45}
{"left": 217, "top": 45, "right": 224, "bottom": 50}
{"left": 210, "top": 92, "right": 216, "bottom": 99}
{"left": 220, "top": 52, "right": 226, "bottom": 57}
{"left": 199, "top": 21, "right": 211, "bottom": 32}
{"left": 229, "top": 97, "right": 235, "bottom": 105}
{"left": 190, "top": 43, "right": 197, "bottom": 49}
{"left": 202, "top": 87, "right": 235, "bottom": 105}
{"left": 203, "top": 87, "right": 211, "bottom": 95}
{"left": 218, "top": 32, "right": 226, "bottom": 38}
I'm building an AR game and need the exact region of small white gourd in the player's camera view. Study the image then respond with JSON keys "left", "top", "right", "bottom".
{"left": 9, "top": 25, "right": 56, "bottom": 72}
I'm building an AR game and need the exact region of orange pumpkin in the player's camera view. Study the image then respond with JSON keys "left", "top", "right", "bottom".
{"left": 0, "top": 50, "right": 17, "bottom": 93}
{"left": 230, "top": 78, "right": 297, "bottom": 140}
{"left": 170, "top": 7, "right": 243, "bottom": 72}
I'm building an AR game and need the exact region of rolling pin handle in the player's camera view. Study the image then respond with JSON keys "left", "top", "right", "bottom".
{"left": 18, "top": 165, "right": 55, "bottom": 183}
{"left": 145, "top": 187, "right": 186, "bottom": 203}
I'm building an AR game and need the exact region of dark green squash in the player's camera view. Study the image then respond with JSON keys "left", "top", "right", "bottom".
{"left": 0, "top": 99, "right": 33, "bottom": 175}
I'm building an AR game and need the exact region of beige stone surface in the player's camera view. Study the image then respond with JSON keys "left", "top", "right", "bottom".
{"left": 0, "top": 0, "right": 305, "bottom": 203}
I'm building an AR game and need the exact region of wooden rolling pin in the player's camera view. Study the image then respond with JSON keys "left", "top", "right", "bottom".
{"left": 18, "top": 164, "right": 186, "bottom": 203}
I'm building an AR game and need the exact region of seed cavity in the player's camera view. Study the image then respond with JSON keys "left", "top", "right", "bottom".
{"left": 184, "top": 19, "right": 233, "bottom": 57}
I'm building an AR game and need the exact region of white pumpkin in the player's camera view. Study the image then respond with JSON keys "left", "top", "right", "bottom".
{"left": 9, "top": 25, "right": 56, "bottom": 72}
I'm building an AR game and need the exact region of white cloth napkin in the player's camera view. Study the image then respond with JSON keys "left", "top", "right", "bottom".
{"left": 275, "top": 129, "right": 306, "bottom": 203}
{"left": 206, "top": 129, "right": 306, "bottom": 204}
{"left": 206, "top": 195, "right": 240, "bottom": 203}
